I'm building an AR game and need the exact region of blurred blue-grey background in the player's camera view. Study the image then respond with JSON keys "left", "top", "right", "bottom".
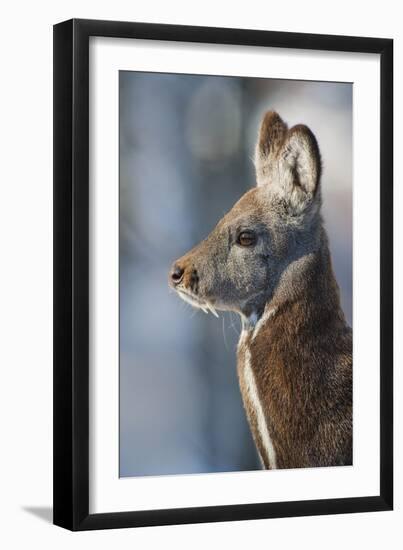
{"left": 119, "top": 72, "right": 352, "bottom": 477}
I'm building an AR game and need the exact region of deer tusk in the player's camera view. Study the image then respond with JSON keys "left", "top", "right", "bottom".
{"left": 201, "top": 306, "right": 209, "bottom": 314}
{"left": 207, "top": 304, "right": 219, "bottom": 318}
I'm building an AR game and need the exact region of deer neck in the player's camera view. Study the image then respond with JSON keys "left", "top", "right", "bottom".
{"left": 240, "top": 228, "right": 346, "bottom": 338}
{"left": 236, "top": 234, "right": 348, "bottom": 469}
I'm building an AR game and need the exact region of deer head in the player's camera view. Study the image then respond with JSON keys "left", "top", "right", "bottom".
{"left": 169, "top": 111, "right": 322, "bottom": 322}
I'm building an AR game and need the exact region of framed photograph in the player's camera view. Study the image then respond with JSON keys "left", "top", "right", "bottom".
{"left": 53, "top": 19, "right": 393, "bottom": 530}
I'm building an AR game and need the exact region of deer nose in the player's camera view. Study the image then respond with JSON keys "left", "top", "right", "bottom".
{"left": 171, "top": 264, "right": 184, "bottom": 285}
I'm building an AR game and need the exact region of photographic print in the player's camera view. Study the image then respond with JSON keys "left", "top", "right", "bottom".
{"left": 119, "top": 72, "right": 353, "bottom": 477}
{"left": 54, "top": 19, "right": 392, "bottom": 530}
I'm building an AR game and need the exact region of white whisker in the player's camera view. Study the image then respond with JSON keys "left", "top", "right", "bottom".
{"left": 229, "top": 311, "right": 241, "bottom": 336}
{"left": 190, "top": 307, "right": 199, "bottom": 318}
{"left": 222, "top": 315, "right": 229, "bottom": 352}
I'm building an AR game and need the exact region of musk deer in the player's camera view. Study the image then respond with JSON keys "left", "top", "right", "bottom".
{"left": 169, "top": 111, "right": 352, "bottom": 469}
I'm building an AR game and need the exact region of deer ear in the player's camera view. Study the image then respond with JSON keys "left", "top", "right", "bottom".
{"left": 255, "top": 111, "right": 287, "bottom": 186}
{"left": 281, "top": 124, "right": 321, "bottom": 198}
{"left": 255, "top": 113, "right": 321, "bottom": 213}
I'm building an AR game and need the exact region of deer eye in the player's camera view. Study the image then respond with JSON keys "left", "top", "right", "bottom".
{"left": 237, "top": 230, "right": 257, "bottom": 247}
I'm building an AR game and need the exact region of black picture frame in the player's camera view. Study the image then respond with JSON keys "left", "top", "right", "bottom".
{"left": 53, "top": 18, "right": 393, "bottom": 531}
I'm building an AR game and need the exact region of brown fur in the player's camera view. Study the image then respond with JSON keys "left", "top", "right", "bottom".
{"left": 238, "top": 242, "right": 352, "bottom": 468}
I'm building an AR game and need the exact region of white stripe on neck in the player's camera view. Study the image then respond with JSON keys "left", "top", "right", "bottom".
{"left": 243, "top": 346, "right": 277, "bottom": 469}
{"left": 251, "top": 306, "right": 277, "bottom": 341}
{"left": 241, "top": 306, "right": 277, "bottom": 336}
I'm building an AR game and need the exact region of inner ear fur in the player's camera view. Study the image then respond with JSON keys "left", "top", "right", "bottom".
{"left": 282, "top": 124, "right": 322, "bottom": 195}
{"left": 256, "top": 111, "right": 288, "bottom": 158}
{"left": 255, "top": 111, "right": 322, "bottom": 202}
